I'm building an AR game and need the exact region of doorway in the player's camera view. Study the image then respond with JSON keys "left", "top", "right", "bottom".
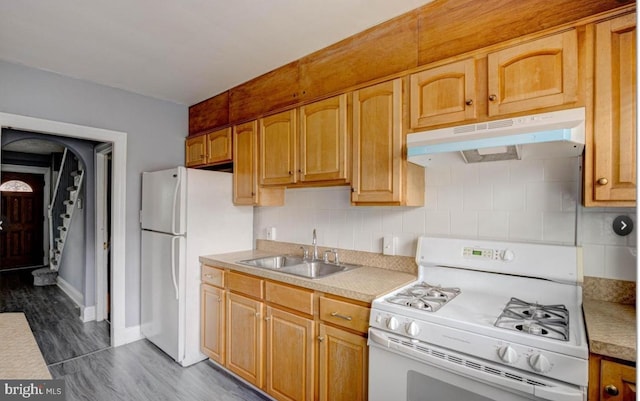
{"left": 0, "top": 112, "right": 128, "bottom": 347}
{"left": 0, "top": 171, "right": 44, "bottom": 269}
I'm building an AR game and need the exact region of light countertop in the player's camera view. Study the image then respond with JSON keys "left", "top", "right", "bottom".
{"left": 200, "top": 249, "right": 416, "bottom": 303}
{"left": 583, "top": 299, "right": 636, "bottom": 362}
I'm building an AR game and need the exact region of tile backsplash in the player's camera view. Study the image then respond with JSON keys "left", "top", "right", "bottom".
{"left": 254, "top": 156, "right": 637, "bottom": 281}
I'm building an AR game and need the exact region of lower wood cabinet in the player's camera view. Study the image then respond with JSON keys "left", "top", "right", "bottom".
{"left": 201, "top": 284, "right": 225, "bottom": 364}
{"left": 200, "top": 264, "right": 370, "bottom": 401}
{"left": 318, "top": 323, "right": 368, "bottom": 401}
{"left": 589, "top": 353, "right": 636, "bottom": 401}
{"left": 265, "top": 306, "right": 315, "bottom": 401}
{"left": 226, "top": 292, "right": 264, "bottom": 387}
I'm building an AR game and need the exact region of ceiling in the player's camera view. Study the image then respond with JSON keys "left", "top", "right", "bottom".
{"left": 0, "top": 0, "right": 433, "bottom": 106}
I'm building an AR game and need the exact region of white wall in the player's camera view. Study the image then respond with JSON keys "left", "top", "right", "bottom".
{"left": 0, "top": 60, "right": 187, "bottom": 327}
{"left": 255, "top": 156, "right": 637, "bottom": 281}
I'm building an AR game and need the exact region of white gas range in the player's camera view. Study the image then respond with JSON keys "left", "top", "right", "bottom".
{"left": 368, "top": 237, "right": 588, "bottom": 401}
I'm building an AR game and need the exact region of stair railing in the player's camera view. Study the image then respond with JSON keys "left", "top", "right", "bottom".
{"left": 48, "top": 148, "right": 69, "bottom": 267}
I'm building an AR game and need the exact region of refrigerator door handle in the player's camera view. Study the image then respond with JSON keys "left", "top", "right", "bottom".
{"left": 171, "top": 171, "right": 181, "bottom": 235}
{"left": 171, "top": 236, "right": 180, "bottom": 300}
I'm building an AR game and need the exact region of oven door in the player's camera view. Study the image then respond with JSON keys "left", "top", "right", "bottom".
{"left": 368, "top": 328, "right": 585, "bottom": 401}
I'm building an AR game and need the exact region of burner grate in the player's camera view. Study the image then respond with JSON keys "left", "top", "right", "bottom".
{"left": 386, "top": 282, "right": 460, "bottom": 312}
{"left": 494, "top": 297, "right": 569, "bottom": 341}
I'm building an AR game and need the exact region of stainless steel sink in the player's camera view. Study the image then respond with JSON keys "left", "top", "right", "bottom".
{"left": 237, "top": 255, "right": 360, "bottom": 279}
{"left": 237, "top": 255, "right": 304, "bottom": 269}
{"left": 278, "top": 261, "right": 359, "bottom": 279}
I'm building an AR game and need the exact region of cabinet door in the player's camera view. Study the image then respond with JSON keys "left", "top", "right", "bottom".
{"left": 226, "top": 292, "right": 264, "bottom": 387}
{"left": 259, "top": 109, "right": 297, "bottom": 185}
{"left": 600, "top": 360, "right": 636, "bottom": 401}
{"left": 352, "top": 79, "right": 403, "bottom": 204}
{"left": 185, "top": 135, "right": 207, "bottom": 167}
{"left": 201, "top": 284, "right": 225, "bottom": 364}
{"left": 233, "top": 121, "right": 258, "bottom": 205}
{"left": 206, "top": 127, "right": 232, "bottom": 165}
{"left": 487, "top": 30, "right": 578, "bottom": 116}
{"left": 265, "top": 306, "right": 314, "bottom": 401}
{"left": 299, "top": 94, "right": 349, "bottom": 183}
{"left": 410, "top": 58, "right": 477, "bottom": 128}
{"left": 318, "top": 324, "right": 368, "bottom": 401}
{"left": 591, "top": 13, "right": 636, "bottom": 204}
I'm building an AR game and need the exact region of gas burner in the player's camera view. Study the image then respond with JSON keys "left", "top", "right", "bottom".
{"left": 494, "top": 297, "right": 569, "bottom": 341}
{"left": 386, "top": 282, "right": 461, "bottom": 312}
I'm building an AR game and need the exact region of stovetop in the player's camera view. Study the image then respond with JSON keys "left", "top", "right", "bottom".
{"left": 385, "top": 282, "right": 460, "bottom": 312}
{"left": 494, "top": 297, "right": 570, "bottom": 341}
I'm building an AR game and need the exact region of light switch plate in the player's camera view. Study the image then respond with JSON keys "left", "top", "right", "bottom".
{"left": 383, "top": 236, "right": 397, "bottom": 256}
{"left": 266, "top": 227, "right": 276, "bottom": 240}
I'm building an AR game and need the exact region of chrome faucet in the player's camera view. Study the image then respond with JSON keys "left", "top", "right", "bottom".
{"left": 312, "top": 229, "right": 318, "bottom": 260}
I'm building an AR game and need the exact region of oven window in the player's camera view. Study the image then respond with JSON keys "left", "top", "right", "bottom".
{"left": 407, "top": 370, "right": 495, "bottom": 401}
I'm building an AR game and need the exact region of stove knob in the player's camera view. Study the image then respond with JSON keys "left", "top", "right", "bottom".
{"left": 500, "top": 249, "right": 515, "bottom": 262}
{"left": 529, "top": 353, "right": 551, "bottom": 373}
{"left": 386, "top": 317, "right": 400, "bottom": 330}
{"left": 406, "top": 321, "right": 420, "bottom": 337}
{"left": 497, "top": 345, "right": 518, "bottom": 364}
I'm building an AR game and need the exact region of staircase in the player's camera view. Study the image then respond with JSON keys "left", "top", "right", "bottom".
{"left": 48, "top": 149, "right": 84, "bottom": 272}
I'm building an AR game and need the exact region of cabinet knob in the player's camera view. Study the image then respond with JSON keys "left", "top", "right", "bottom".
{"left": 318, "top": 336, "right": 325, "bottom": 342}
{"left": 465, "top": 99, "right": 474, "bottom": 106}
{"left": 488, "top": 94, "right": 497, "bottom": 102}
{"left": 288, "top": 171, "right": 293, "bottom": 175}
{"left": 597, "top": 177, "right": 609, "bottom": 185}
{"left": 604, "top": 384, "right": 619, "bottom": 396}
{"left": 265, "top": 316, "right": 271, "bottom": 321}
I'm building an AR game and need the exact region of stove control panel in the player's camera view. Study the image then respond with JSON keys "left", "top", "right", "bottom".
{"left": 463, "top": 247, "right": 514, "bottom": 262}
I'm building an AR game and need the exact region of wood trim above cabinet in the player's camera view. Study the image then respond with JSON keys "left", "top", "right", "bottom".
{"left": 189, "top": 91, "right": 229, "bottom": 136}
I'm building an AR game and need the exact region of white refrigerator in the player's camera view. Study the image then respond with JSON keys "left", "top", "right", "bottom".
{"left": 140, "top": 167, "right": 253, "bottom": 367}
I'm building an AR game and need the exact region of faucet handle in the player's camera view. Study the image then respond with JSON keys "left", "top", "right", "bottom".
{"left": 323, "top": 249, "right": 340, "bottom": 264}
{"left": 300, "top": 246, "right": 309, "bottom": 260}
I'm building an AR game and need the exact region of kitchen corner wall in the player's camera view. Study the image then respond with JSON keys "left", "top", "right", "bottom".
{"left": 254, "top": 156, "right": 637, "bottom": 281}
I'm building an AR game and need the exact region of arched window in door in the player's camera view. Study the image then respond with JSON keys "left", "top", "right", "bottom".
{"left": 0, "top": 180, "right": 34, "bottom": 192}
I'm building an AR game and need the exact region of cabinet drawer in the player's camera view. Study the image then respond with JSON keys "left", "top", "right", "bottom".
{"left": 227, "top": 271, "right": 264, "bottom": 299}
{"left": 319, "top": 297, "right": 370, "bottom": 334}
{"left": 201, "top": 265, "right": 225, "bottom": 288}
{"left": 265, "top": 281, "right": 314, "bottom": 315}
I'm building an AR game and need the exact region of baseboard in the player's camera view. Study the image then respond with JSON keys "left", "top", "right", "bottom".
{"left": 57, "top": 276, "right": 98, "bottom": 323}
{"left": 81, "top": 306, "right": 96, "bottom": 322}
{"left": 113, "top": 325, "right": 143, "bottom": 347}
{"left": 56, "top": 276, "right": 83, "bottom": 307}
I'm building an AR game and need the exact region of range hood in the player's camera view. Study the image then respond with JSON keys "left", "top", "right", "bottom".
{"left": 407, "top": 107, "right": 585, "bottom": 165}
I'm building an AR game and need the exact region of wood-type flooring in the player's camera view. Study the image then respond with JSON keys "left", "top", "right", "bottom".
{"left": 0, "top": 268, "right": 270, "bottom": 401}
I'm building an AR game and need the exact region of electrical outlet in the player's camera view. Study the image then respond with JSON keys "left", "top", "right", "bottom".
{"left": 383, "top": 236, "right": 397, "bottom": 256}
{"left": 266, "top": 227, "right": 276, "bottom": 240}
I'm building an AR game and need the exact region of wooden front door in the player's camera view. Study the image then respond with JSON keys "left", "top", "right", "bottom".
{"left": 0, "top": 172, "right": 45, "bottom": 269}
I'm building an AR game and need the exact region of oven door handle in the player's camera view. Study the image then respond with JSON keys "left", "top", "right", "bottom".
{"left": 534, "top": 385, "right": 584, "bottom": 401}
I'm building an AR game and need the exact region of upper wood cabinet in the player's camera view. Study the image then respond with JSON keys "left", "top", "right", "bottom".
{"left": 233, "top": 121, "right": 285, "bottom": 206}
{"left": 299, "top": 94, "right": 349, "bottom": 183}
{"left": 352, "top": 78, "right": 424, "bottom": 206}
{"left": 487, "top": 30, "right": 579, "bottom": 116}
{"left": 233, "top": 121, "right": 259, "bottom": 205}
{"left": 259, "top": 95, "right": 350, "bottom": 187}
{"left": 206, "top": 128, "right": 232, "bottom": 165}
{"left": 185, "top": 128, "right": 232, "bottom": 167}
{"left": 259, "top": 110, "right": 298, "bottom": 186}
{"left": 185, "top": 135, "right": 207, "bottom": 167}
{"left": 585, "top": 13, "right": 636, "bottom": 206}
{"left": 410, "top": 58, "right": 478, "bottom": 129}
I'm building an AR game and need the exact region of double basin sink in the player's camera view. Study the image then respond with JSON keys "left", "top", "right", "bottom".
{"left": 237, "top": 255, "right": 360, "bottom": 279}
